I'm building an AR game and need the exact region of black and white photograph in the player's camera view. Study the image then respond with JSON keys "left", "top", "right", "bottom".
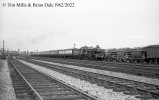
{"left": 0, "top": 0, "right": 159, "bottom": 100}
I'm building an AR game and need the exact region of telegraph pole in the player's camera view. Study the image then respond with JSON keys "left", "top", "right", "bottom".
{"left": 2, "top": 40, "right": 6, "bottom": 59}
{"left": 18, "top": 49, "right": 20, "bottom": 55}
{"left": 27, "top": 50, "right": 29, "bottom": 56}
{"left": 73, "top": 44, "right": 76, "bottom": 49}
{"left": 3, "top": 40, "right": 4, "bottom": 53}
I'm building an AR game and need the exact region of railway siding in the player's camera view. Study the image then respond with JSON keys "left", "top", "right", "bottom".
{"left": 9, "top": 59, "right": 98, "bottom": 100}
{"left": 18, "top": 59, "right": 140, "bottom": 100}
{"left": 31, "top": 59, "right": 159, "bottom": 86}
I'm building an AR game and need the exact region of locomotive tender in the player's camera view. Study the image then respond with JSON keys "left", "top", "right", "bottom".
{"left": 31, "top": 45, "right": 159, "bottom": 64}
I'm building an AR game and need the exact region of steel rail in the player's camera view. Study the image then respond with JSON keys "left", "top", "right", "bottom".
{"left": 10, "top": 58, "right": 99, "bottom": 100}
{"left": 24, "top": 58, "right": 159, "bottom": 100}
{"left": 8, "top": 59, "right": 44, "bottom": 100}
{"left": 29, "top": 57, "right": 159, "bottom": 79}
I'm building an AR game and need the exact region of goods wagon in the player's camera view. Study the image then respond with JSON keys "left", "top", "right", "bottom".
{"left": 104, "top": 48, "right": 132, "bottom": 62}
{"left": 104, "top": 45, "right": 159, "bottom": 64}
{"left": 143, "top": 45, "right": 159, "bottom": 63}
{"left": 105, "top": 48, "right": 143, "bottom": 62}
{"left": 131, "top": 48, "right": 146, "bottom": 63}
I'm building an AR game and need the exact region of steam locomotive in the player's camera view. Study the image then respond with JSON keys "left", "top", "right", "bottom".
{"left": 31, "top": 45, "right": 159, "bottom": 64}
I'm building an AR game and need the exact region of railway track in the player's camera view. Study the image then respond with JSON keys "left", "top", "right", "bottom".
{"left": 28, "top": 57, "right": 159, "bottom": 79}
{"left": 21, "top": 58, "right": 159, "bottom": 100}
{"left": 8, "top": 58, "right": 98, "bottom": 100}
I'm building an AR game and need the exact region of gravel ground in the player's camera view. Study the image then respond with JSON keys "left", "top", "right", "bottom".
{"left": 0, "top": 60, "right": 16, "bottom": 100}
{"left": 19, "top": 60, "right": 140, "bottom": 100}
{"left": 32, "top": 59, "right": 159, "bottom": 86}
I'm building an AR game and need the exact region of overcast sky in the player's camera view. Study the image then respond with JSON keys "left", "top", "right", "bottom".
{"left": 0, "top": 0, "right": 159, "bottom": 51}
